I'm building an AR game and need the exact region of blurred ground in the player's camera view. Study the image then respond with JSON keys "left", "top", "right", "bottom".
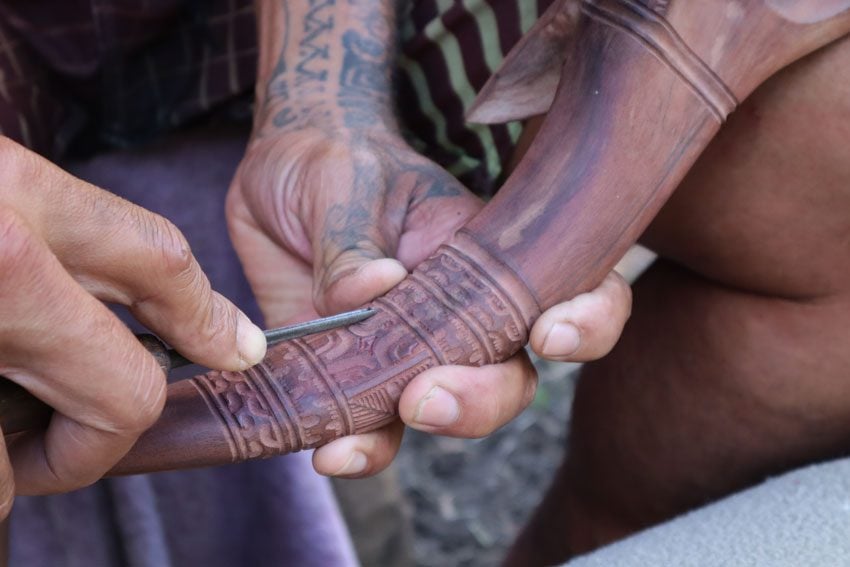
{"left": 395, "top": 358, "right": 579, "bottom": 567}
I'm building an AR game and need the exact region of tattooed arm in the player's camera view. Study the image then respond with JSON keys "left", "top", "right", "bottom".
{"left": 253, "top": 0, "right": 395, "bottom": 134}
{"left": 226, "top": 0, "right": 632, "bottom": 477}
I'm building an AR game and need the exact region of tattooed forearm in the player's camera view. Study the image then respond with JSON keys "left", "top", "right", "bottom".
{"left": 296, "top": 0, "right": 335, "bottom": 87}
{"left": 257, "top": 0, "right": 337, "bottom": 133}
{"left": 255, "top": 0, "right": 396, "bottom": 134}
{"left": 337, "top": 0, "right": 394, "bottom": 128}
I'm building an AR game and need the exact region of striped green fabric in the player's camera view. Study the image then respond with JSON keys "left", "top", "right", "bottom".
{"left": 397, "top": 0, "right": 549, "bottom": 195}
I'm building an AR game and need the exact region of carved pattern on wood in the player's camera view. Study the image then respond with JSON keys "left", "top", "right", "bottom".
{"left": 582, "top": 0, "right": 738, "bottom": 121}
{"left": 190, "top": 245, "right": 539, "bottom": 461}
{"left": 192, "top": 363, "right": 297, "bottom": 460}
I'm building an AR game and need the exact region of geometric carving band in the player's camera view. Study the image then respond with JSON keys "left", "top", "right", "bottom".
{"left": 191, "top": 244, "right": 540, "bottom": 463}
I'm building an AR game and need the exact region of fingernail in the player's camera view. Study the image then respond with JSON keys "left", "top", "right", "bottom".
{"left": 236, "top": 311, "right": 267, "bottom": 368}
{"left": 541, "top": 323, "right": 581, "bottom": 358}
{"left": 333, "top": 451, "right": 368, "bottom": 476}
{"left": 413, "top": 386, "right": 460, "bottom": 428}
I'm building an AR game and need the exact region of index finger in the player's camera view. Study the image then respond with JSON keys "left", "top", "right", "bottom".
{"left": 0, "top": 147, "right": 266, "bottom": 371}
{"left": 0, "top": 210, "right": 167, "bottom": 493}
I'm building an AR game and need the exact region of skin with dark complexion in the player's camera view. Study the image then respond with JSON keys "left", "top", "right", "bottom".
{"left": 505, "top": 30, "right": 850, "bottom": 567}
{"left": 0, "top": 0, "right": 627, "bottom": 517}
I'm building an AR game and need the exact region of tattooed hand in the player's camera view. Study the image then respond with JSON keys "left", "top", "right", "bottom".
{"left": 225, "top": 123, "right": 476, "bottom": 465}
{"left": 227, "top": 127, "right": 482, "bottom": 324}
{"left": 229, "top": 0, "right": 632, "bottom": 477}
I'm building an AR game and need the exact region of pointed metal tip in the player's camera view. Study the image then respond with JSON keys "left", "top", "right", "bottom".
{"left": 263, "top": 307, "right": 377, "bottom": 346}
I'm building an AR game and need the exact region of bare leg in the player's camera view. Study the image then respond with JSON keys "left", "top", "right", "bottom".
{"left": 507, "top": 34, "right": 850, "bottom": 566}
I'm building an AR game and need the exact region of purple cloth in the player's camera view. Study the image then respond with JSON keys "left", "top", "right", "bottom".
{"left": 8, "top": 125, "right": 358, "bottom": 567}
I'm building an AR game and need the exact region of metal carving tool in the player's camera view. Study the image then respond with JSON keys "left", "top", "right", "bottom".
{"left": 0, "top": 307, "right": 376, "bottom": 435}
{"left": 157, "top": 307, "right": 376, "bottom": 370}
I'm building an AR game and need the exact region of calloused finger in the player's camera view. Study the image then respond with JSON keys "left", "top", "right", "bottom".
{"left": 399, "top": 353, "right": 538, "bottom": 438}
{"left": 0, "top": 142, "right": 265, "bottom": 372}
{"left": 312, "top": 420, "right": 404, "bottom": 479}
{"left": 529, "top": 270, "right": 632, "bottom": 362}
{"left": 0, "top": 208, "right": 166, "bottom": 494}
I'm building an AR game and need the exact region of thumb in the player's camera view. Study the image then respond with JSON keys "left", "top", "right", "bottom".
{"left": 316, "top": 256, "right": 408, "bottom": 314}
{"left": 310, "top": 197, "right": 407, "bottom": 314}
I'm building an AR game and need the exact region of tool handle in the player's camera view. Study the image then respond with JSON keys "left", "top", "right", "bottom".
{"left": 0, "top": 334, "right": 174, "bottom": 435}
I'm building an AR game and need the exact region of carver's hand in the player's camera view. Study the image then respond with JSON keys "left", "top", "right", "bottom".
{"left": 231, "top": 0, "right": 633, "bottom": 478}
{"left": 0, "top": 137, "right": 266, "bottom": 516}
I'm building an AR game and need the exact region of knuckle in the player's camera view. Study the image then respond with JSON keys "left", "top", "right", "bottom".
{"left": 190, "top": 293, "right": 233, "bottom": 346}
{"left": 152, "top": 218, "right": 195, "bottom": 281}
{"left": 100, "top": 352, "right": 167, "bottom": 434}
{"left": 128, "top": 210, "right": 195, "bottom": 282}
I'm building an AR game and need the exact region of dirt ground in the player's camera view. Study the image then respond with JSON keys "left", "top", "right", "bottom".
{"left": 394, "top": 357, "right": 580, "bottom": 567}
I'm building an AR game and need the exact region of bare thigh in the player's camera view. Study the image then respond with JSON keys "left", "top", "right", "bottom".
{"left": 574, "top": 31, "right": 850, "bottom": 544}
{"left": 506, "top": 33, "right": 850, "bottom": 566}
{"left": 644, "top": 35, "right": 850, "bottom": 297}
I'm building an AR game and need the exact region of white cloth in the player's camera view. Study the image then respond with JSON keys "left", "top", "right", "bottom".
{"left": 566, "top": 458, "right": 850, "bottom": 567}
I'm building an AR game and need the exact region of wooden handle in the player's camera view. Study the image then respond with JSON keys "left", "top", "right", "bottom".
{"left": 0, "top": 334, "right": 175, "bottom": 435}
{"left": 4, "top": 0, "right": 850, "bottom": 475}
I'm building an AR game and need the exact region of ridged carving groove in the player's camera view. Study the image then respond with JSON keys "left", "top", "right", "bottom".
{"left": 582, "top": 0, "right": 738, "bottom": 121}
{"left": 190, "top": 245, "right": 539, "bottom": 462}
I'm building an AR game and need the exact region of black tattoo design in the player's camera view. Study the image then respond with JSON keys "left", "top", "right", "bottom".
{"left": 337, "top": 3, "right": 393, "bottom": 128}
{"left": 258, "top": 0, "right": 397, "bottom": 133}
{"left": 321, "top": 141, "right": 461, "bottom": 271}
{"left": 338, "top": 30, "right": 391, "bottom": 127}
{"left": 260, "top": 0, "right": 337, "bottom": 133}
{"left": 295, "top": 0, "right": 335, "bottom": 87}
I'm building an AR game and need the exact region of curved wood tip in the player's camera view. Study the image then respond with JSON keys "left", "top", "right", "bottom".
{"left": 466, "top": 0, "right": 579, "bottom": 124}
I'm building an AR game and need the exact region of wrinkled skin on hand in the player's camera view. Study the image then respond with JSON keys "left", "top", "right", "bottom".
{"left": 227, "top": 126, "right": 632, "bottom": 477}
{"left": 227, "top": 127, "right": 483, "bottom": 324}
{"left": 0, "top": 137, "right": 267, "bottom": 516}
